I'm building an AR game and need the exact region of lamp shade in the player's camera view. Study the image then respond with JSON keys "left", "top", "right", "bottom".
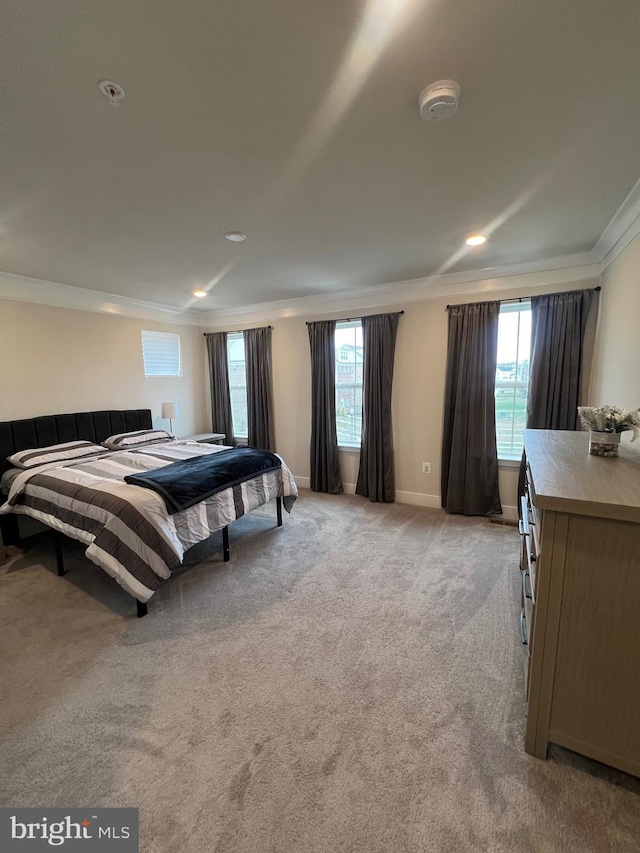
{"left": 161, "top": 402, "right": 179, "bottom": 420}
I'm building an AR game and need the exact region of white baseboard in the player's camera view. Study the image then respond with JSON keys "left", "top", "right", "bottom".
{"left": 293, "top": 476, "right": 357, "bottom": 495}
{"left": 294, "top": 478, "right": 439, "bottom": 507}
{"left": 294, "top": 476, "right": 519, "bottom": 521}
{"left": 395, "top": 489, "right": 441, "bottom": 508}
{"left": 501, "top": 504, "right": 519, "bottom": 522}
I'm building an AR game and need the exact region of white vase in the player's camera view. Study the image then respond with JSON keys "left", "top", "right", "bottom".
{"left": 588, "top": 430, "right": 621, "bottom": 457}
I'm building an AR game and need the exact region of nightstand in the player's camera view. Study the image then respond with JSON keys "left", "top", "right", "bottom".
{"left": 179, "top": 433, "right": 226, "bottom": 445}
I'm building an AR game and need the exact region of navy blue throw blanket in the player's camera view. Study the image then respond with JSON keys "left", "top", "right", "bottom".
{"left": 124, "top": 447, "right": 282, "bottom": 514}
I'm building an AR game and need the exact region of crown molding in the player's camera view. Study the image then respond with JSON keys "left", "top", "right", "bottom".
{"left": 593, "top": 177, "right": 640, "bottom": 271}
{"left": 0, "top": 270, "right": 207, "bottom": 327}
{"left": 0, "top": 250, "right": 601, "bottom": 330}
{"left": 201, "top": 252, "right": 600, "bottom": 328}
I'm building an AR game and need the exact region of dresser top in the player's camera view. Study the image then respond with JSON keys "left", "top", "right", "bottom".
{"left": 524, "top": 429, "right": 640, "bottom": 523}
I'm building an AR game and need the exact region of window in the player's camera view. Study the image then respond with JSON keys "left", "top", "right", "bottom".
{"left": 227, "top": 332, "right": 248, "bottom": 439}
{"left": 335, "top": 321, "right": 363, "bottom": 447}
{"left": 495, "top": 302, "right": 531, "bottom": 460}
{"left": 141, "top": 330, "right": 182, "bottom": 377}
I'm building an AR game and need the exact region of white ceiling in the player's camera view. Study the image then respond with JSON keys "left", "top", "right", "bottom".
{"left": 2, "top": 0, "right": 640, "bottom": 313}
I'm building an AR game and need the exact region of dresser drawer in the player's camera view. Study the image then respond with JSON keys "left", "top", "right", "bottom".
{"left": 519, "top": 608, "right": 530, "bottom": 649}
{"left": 525, "top": 481, "right": 541, "bottom": 527}
{"left": 523, "top": 644, "right": 531, "bottom": 699}
{"left": 520, "top": 608, "right": 531, "bottom": 699}
{"left": 522, "top": 567, "right": 533, "bottom": 630}
{"left": 524, "top": 470, "right": 543, "bottom": 547}
{"left": 525, "top": 532, "right": 537, "bottom": 600}
{"left": 519, "top": 498, "right": 538, "bottom": 599}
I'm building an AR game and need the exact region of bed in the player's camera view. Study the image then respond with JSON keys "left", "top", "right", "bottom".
{"left": 0, "top": 409, "right": 297, "bottom": 616}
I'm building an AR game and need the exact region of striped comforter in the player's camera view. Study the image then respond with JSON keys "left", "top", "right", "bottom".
{"left": 0, "top": 441, "right": 298, "bottom": 602}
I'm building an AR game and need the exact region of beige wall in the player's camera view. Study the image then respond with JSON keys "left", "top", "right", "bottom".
{"left": 590, "top": 234, "right": 640, "bottom": 409}
{"left": 0, "top": 300, "right": 208, "bottom": 435}
{"left": 1, "top": 268, "right": 603, "bottom": 517}
{"left": 212, "top": 277, "right": 598, "bottom": 516}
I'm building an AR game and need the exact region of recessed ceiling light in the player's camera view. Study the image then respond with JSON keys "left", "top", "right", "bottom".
{"left": 465, "top": 234, "right": 487, "bottom": 247}
{"left": 225, "top": 231, "right": 247, "bottom": 242}
{"left": 98, "top": 80, "right": 125, "bottom": 106}
{"left": 193, "top": 290, "right": 207, "bottom": 298}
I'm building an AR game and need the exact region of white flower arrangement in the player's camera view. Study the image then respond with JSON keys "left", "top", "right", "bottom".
{"left": 578, "top": 405, "right": 640, "bottom": 441}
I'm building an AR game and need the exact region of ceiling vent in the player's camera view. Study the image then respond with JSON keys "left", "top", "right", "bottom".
{"left": 418, "top": 80, "right": 460, "bottom": 122}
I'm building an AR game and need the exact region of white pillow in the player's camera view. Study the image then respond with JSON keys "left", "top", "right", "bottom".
{"left": 102, "top": 429, "right": 174, "bottom": 450}
{"left": 8, "top": 440, "right": 110, "bottom": 470}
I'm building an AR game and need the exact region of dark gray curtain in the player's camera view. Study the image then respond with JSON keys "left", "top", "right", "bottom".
{"left": 205, "top": 332, "right": 235, "bottom": 445}
{"left": 308, "top": 321, "right": 343, "bottom": 494}
{"left": 356, "top": 312, "right": 401, "bottom": 503}
{"left": 441, "top": 301, "right": 502, "bottom": 516}
{"left": 244, "top": 326, "right": 275, "bottom": 451}
{"left": 518, "top": 288, "right": 597, "bottom": 499}
{"left": 527, "top": 290, "right": 596, "bottom": 430}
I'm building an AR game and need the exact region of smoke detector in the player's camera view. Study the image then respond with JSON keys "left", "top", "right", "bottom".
{"left": 98, "top": 80, "right": 125, "bottom": 106}
{"left": 418, "top": 80, "right": 460, "bottom": 122}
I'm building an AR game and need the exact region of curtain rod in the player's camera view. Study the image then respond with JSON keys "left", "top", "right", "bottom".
{"left": 203, "top": 325, "right": 273, "bottom": 336}
{"left": 445, "top": 285, "right": 601, "bottom": 310}
{"left": 305, "top": 310, "right": 404, "bottom": 325}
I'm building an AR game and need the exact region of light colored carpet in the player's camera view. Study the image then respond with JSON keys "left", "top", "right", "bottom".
{"left": 1, "top": 491, "right": 639, "bottom": 853}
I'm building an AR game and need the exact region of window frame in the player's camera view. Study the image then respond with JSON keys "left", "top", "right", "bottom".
{"left": 141, "top": 330, "right": 182, "bottom": 377}
{"left": 335, "top": 320, "right": 363, "bottom": 450}
{"left": 226, "top": 331, "right": 248, "bottom": 440}
{"left": 495, "top": 301, "right": 531, "bottom": 462}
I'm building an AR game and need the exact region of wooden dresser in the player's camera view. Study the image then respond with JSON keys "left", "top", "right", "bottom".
{"left": 521, "top": 429, "right": 640, "bottom": 777}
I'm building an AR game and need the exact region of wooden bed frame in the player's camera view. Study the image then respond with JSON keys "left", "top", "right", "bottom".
{"left": 0, "top": 409, "right": 283, "bottom": 617}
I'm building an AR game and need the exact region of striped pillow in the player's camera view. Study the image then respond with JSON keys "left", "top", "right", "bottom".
{"left": 102, "top": 429, "right": 174, "bottom": 450}
{"left": 8, "top": 440, "right": 110, "bottom": 470}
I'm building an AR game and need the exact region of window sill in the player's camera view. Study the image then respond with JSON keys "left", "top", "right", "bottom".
{"left": 498, "top": 458, "right": 522, "bottom": 469}
{"left": 338, "top": 445, "right": 361, "bottom": 453}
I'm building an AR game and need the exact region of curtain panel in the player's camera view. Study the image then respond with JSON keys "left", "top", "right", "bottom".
{"left": 244, "top": 326, "right": 275, "bottom": 451}
{"left": 356, "top": 312, "right": 401, "bottom": 503}
{"left": 308, "top": 320, "right": 343, "bottom": 494}
{"left": 441, "top": 301, "right": 502, "bottom": 516}
{"left": 205, "top": 332, "right": 235, "bottom": 445}
{"left": 527, "top": 289, "right": 596, "bottom": 431}
{"left": 518, "top": 288, "right": 597, "bottom": 501}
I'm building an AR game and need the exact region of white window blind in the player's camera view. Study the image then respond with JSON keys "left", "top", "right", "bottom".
{"left": 141, "top": 330, "right": 182, "bottom": 377}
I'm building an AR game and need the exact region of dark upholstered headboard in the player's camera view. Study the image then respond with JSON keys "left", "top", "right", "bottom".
{"left": 0, "top": 409, "right": 153, "bottom": 478}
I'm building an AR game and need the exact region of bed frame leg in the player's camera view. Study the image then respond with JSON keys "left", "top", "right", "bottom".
{"left": 222, "top": 526, "right": 230, "bottom": 562}
{"left": 53, "top": 531, "right": 66, "bottom": 576}
{"left": 1, "top": 515, "right": 21, "bottom": 547}
{"left": 137, "top": 600, "right": 148, "bottom": 618}
{"left": 276, "top": 496, "right": 283, "bottom": 527}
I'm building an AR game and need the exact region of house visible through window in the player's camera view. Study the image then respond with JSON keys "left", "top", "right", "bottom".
{"left": 335, "top": 321, "right": 363, "bottom": 447}
{"left": 141, "top": 330, "right": 182, "bottom": 377}
{"left": 227, "top": 332, "right": 248, "bottom": 439}
{"left": 495, "top": 301, "right": 531, "bottom": 460}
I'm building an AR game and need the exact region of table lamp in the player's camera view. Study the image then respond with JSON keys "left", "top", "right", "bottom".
{"left": 161, "top": 402, "right": 179, "bottom": 434}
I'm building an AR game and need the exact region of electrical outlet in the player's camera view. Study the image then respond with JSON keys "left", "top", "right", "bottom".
{"left": 422, "top": 462, "right": 431, "bottom": 474}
